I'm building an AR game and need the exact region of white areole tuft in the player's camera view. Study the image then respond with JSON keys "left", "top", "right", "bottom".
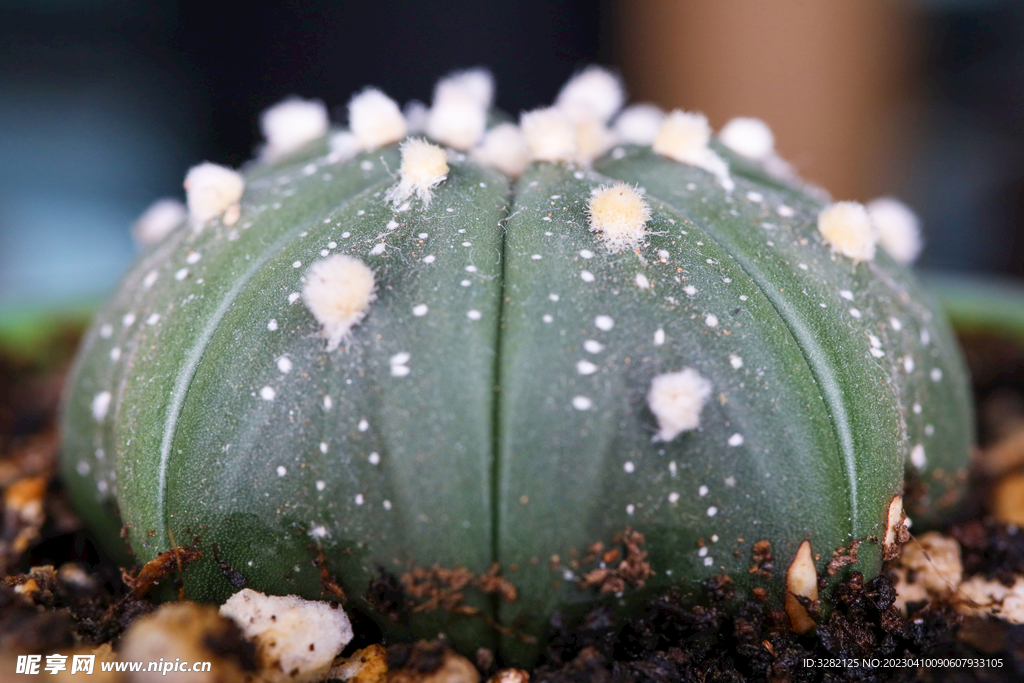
{"left": 183, "top": 163, "right": 245, "bottom": 223}
{"left": 555, "top": 65, "right": 624, "bottom": 123}
{"left": 385, "top": 138, "right": 449, "bottom": 207}
{"left": 347, "top": 88, "right": 407, "bottom": 151}
{"left": 587, "top": 181, "right": 652, "bottom": 253}
{"left": 718, "top": 117, "right": 775, "bottom": 160}
{"left": 653, "top": 110, "right": 734, "bottom": 190}
{"left": 612, "top": 103, "right": 665, "bottom": 145}
{"left": 131, "top": 198, "right": 186, "bottom": 246}
{"left": 818, "top": 201, "right": 878, "bottom": 262}
{"left": 867, "top": 196, "right": 922, "bottom": 265}
{"left": 472, "top": 123, "right": 530, "bottom": 177}
{"left": 521, "top": 107, "right": 577, "bottom": 162}
{"left": 426, "top": 68, "right": 493, "bottom": 150}
{"left": 259, "top": 97, "right": 329, "bottom": 162}
{"left": 647, "top": 368, "right": 713, "bottom": 442}
{"left": 302, "top": 255, "right": 376, "bottom": 351}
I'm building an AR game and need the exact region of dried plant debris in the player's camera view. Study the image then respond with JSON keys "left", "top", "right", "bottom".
{"left": 401, "top": 563, "right": 517, "bottom": 614}
{"left": 576, "top": 529, "right": 655, "bottom": 596}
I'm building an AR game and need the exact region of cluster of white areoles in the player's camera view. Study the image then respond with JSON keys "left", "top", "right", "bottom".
{"left": 348, "top": 88, "right": 407, "bottom": 151}
{"left": 183, "top": 162, "right": 244, "bottom": 224}
{"left": 817, "top": 197, "right": 922, "bottom": 265}
{"left": 385, "top": 138, "right": 450, "bottom": 207}
{"left": 586, "top": 181, "right": 652, "bottom": 253}
{"left": 652, "top": 110, "right": 734, "bottom": 190}
{"left": 301, "top": 255, "right": 376, "bottom": 351}
{"left": 259, "top": 97, "right": 329, "bottom": 162}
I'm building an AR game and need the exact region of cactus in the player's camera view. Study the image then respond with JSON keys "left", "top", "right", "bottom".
{"left": 61, "top": 67, "right": 972, "bottom": 664}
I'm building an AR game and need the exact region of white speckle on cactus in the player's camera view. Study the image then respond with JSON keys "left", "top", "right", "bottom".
{"left": 412, "top": 304, "right": 428, "bottom": 317}
{"left": 580, "top": 270, "right": 595, "bottom": 283}
{"left": 584, "top": 340, "right": 604, "bottom": 354}
{"left": 703, "top": 557, "right": 714, "bottom": 566}
{"left": 786, "top": 540, "right": 819, "bottom": 633}
{"left": 383, "top": 500, "right": 392, "bottom": 510}
{"left": 122, "top": 312, "right": 136, "bottom": 327}
{"left": 358, "top": 418, "right": 369, "bottom": 432}
{"left": 348, "top": 88, "right": 406, "bottom": 151}
{"left": 385, "top": 138, "right": 449, "bottom": 207}
{"left": 572, "top": 396, "right": 593, "bottom": 411}
{"left": 427, "top": 69, "right": 492, "bottom": 150}
{"left": 132, "top": 198, "right": 186, "bottom": 246}
{"left": 698, "top": 485, "right": 709, "bottom": 497}
{"left": 904, "top": 356, "right": 915, "bottom": 373}
{"left": 91, "top": 391, "right": 111, "bottom": 422}
{"left": 913, "top": 403, "right": 922, "bottom": 414}
{"left": 849, "top": 308, "right": 861, "bottom": 319}
{"left": 389, "top": 352, "right": 411, "bottom": 377}
{"left": 746, "top": 192, "right": 764, "bottom": 203}
{"left": 145, "top": 313, "right": 160, "bottom": 325}
{"left": 292, "top": 261, "right": 302, "bottom": 269}
{"left": 719, "top": 117, "right": 775, "bottom": 160}
{"left": 472, "top": 123, "right": 531, "bottom": 177}
{"left": 931, "top": 368, "right": 943, "bottom": 382}
{"left": 99, "top": 323, "right": 113, "bottom": 339}
{"left": 521, "top": 107, "right": 577, "bottom": 162}
{"left": 889, "top": 317, "right": 903, "bottom": 331}
{"left": 328, "top": 131, "right": 359, "bottom": 163}
{"left": 322, "top": 396, "right": 333, "bottom": 410}
{"left": 184, "top": 163, "right": 244, "bottom": 223}
{"left": 594, "top": 315, "right": 614, "bottom": 331}
{"left": 288, "top": 292, "right": 301, "bottom": 304}
{"left": 172, "top": 267, "right": 187, "bottom": 281}
{"left": 840, "top": 290, "right": 854, "bottom": 301}
{"left": 683, "top": 285, "right": 697, "bottom": 296}
{"left": 728, "top": 433, "right": 744, "bottom": 447}
{"left": 778, "top": 205, "right": 795, "bottom": 217}
{"left": 818, "top": 201, "right": 877, "bottom": 262}
{"left": 867, "top": 197, "right": 922, "bottom": 265}
{"left": 613, "top": 103, "right": 665, "bottom": 145}
{"left": 926, "top": 424, "right": 935, "bottom": 436}
{"left": 467, "top": 310, "right": 482, "bottom": 321}
{"left": 259, "top": 97, "right": 329, "bottom": 162}
{"left": 668, "top": 492, "right": 680, "bottom": 504}
{"left": 921, "top": 329, "right": 931, "bottom": 345}
{"left": 532, "top": 254, "right": 543, "bottom": 260}
{"left": 707, "top": 506, "right": 718, "bottom": 517}
{"left": 705, "top": 314, "right": 719, "bottom": 328}
{"left": 623, "top": 461, "right": 635, "bottom": 473}
{"left": 729, "top": 354, "right": 743, "bottom": 369}
{"left": 576, "top": 360, "right": 598, "bottom": 375}
{"left": 587, "top": 181, "right": 651, "bottom": 253}
{"left": 648, "top": 368, "right": 713, "bottom": 442}
{"left": 309, "top": 525, "right": 328, "bottom": 539}
{"left": 276, "top": 465, "right": 286, "bottom": 476}
{"left": 654, "top": 328, "right": 665, "bottom": 345}
{"left": 579, "top": 249, "right": 594, "bottom": 259}
{"left": 653, "top": 110, "right": 735, "bottom": 190}
{"left": 556, "top": 66, "right": 623, "bottom": 124}
{"left": 185, "top": 251, "right": 201, "bottom": 265}
{"left": 549, "top": 293, "right": 560, "bottom": 301}
{"left": 260, "top": 386, "right": 276, "bottom": 401}
{"left": 542, "top": 314, "right": 553, "bottom": 323}
{"left": 316, "top": 480, "right": 326, "bottom": 491}
{"left": 277, "top": 357, "right": 292, "bottom": 374}
{"left": 143, "top": 270, "right": 159, "bottom": 289}
{"left": 302, "top": 255, "right": 376, "bottom": 351}
{"left": 626, "top": 504, "right": 635, "bottom": 515}
{"left": 110, "top": 347, "right": 120, "bottom": 362}
{"left": 725, "top": 477, "right": 736, "bottom": 487}
{"left": 368, "top": 452, "right": 381, "bottom": 465}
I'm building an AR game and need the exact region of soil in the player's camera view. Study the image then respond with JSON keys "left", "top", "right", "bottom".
{"left": 3, "top": 325, "right": 1024, "bottom": 682}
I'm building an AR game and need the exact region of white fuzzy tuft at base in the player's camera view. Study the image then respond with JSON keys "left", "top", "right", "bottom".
{"left": 302, "top": 255, "right": 376, "bottom": 351}
{"left": 425, "top": 69, "right": 493, "bottom": 150}
{"left": 587, "top": 181, "right": 651, "bottom": 252}
{"left": 556, "top": 66, "right": 624, "bottom": 123}
{"left": 183, "top": 163, "right": 244, "bottom": 223}
{"left": 472, "top": 123, "right": 530, "bottom": 177}
{"left": 132, "top": 198, "right": 186, "bottom": 246}
{"left": 221, "top": 589, "right": 353, "bottom": 683}
{"left": 718, "top": 117, "right": 775, "bottom": 160}
{"left": 521, "top": 107, "right": 577, "bottom": 162}
{"left": 867, "top": 197, "right": 922, "bottom": 264}
{"left": 613, "top": 104, "right": 666, "bottom": 145}
{"left": 259, "top": 97, "right": 329, "bottom": 162}
{"left": 433, "top": 68, "right": 494, "bottom": 110}
{"left": 653, "top": 110, "right": 734, "bottom": 190}
{"left": 647, "top": 368, "right": 712, "bottom": 442}
{"left": 385, "top": 138, "right": 449, "bottom": 207}
{"left": 348, "top": 88, "right": 406, "bottom": 151}
{"left": 818, "top": 201, "right": 878, "bottom": 262}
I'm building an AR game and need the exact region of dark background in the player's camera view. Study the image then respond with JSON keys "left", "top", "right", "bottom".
{"left": 1, "top": 0, "right": 1022, "bottom": 310}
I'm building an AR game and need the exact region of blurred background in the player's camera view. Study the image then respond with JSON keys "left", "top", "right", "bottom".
{"left": 2, "top": 0, "right": 1023, "bottom": 312}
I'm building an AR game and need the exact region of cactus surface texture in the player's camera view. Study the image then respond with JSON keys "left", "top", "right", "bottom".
{"left": 62, "top": 67, "right": 973, "bottom": 664}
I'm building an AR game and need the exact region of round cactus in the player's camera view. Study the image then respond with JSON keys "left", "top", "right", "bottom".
{"left": 62, "top": 67, "right": 972, "bottom": 664}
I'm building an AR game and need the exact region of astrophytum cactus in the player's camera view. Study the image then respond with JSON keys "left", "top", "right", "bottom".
{"left": 62, "top": 67, "right": 973, "bottom": 663}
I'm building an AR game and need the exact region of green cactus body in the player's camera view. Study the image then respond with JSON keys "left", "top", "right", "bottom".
{"left": 62, "top": 70, "right": 972, "bottom": 664}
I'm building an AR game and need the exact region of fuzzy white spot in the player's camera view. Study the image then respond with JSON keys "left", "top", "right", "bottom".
{"left": 268, "top": 319, "right": 278, "bottom": 331}
{"left": 146, "top": 313, "right": 160, "bottom": 325}
{"left": 707, "top": 506, "right": 718, "bottom": 517}
{"left": 729, "top": 354, "right": 743, "bottom": 369}
{"left": 580, "top": 270, "right": 595, "bottom": 283}
{"left": 542, "top": 314, "right": 553, "bottom": 323}
{"left": 318, "top": 442, "right": 328, "bottom": 455}
{"left": 422, "top": 254, "right": 436, "bottom": 264}
{"left": 840, "top": 290, "right": 854, "bottom": 301}
{"left": 472, "top": 123, "right": 531, "bottom": 176}
{"left": 358, "top": 419, "right": 369, "bottom": 432}
{"left": 91, "top": 391, "right": 111, "bottom": 422}
{"left": 705, "top": 314, "right": 719, "bottom": 328}
{"left": 595, "top": 315, "right": 614, "bottom": 331}
{"left": 728, "top": 433, "right": 744, "bottom": 447}
{"left": 910, "top": 444, "right": 926, "bottom": 470}
{"left": 386, "top": 138, "right": 449, "bottom": 207}
{"left": 132, "top": 198, "right": 186, "bottom": 246}
{"left": 718, "top": 117, "right": 775, "bottom": 160}
{"left": 276, "top": 465, "right": 287, "bottom": 476}
{"left": 467, "top": 309, "right": 482, "bottom": 321}
{"left": 288, "top": 292, "right": 301, "bottom": 304}
{"left": 777, "top": 205, "right": 795, "bottom": 217}
{"left": 653, "top": 110, "right": 734, "bottom": 190}
{"left": 931, "top": 368, "right": 943, "bottom": 382}
{"left": 698, "top": 485, "right": 709, "bottom": 497}
{"left": 849, "top": 308, "right": 861, "bottom": 319}
{"left": 175, "top": 268, "right": 189, "bottom": 281}
{"left": 626, "top": 504, "right": 635, "bottom": 515}
{"left": 587, "top": 182, "right": 651, "bottom": 253}
{"left": 818, "top": 201, "right": 877, "bottom": 262}
{"left": 427, "top": 69, "right": 492, "bottom": 150}
{"left": 260, "top": 386, "right": 276, "bottom": 401}
{"left": 926, "top": 424, "right": 935, "bottom": 436}
{"left": 579, "top": 249, "right": 594, "bottom": 259}
{"left": 110, "top": 347, "right": 120, "bottom": 361}
{"left": 683, "top": 285, "right": 697, "bottom": 296}
{"left": 122, "top": 312, "right": 136, "bottom": 327}
{"left": 668, "top": 492, "right": 680, "bottom": 504}
{"left": 867, "top": 197, "right": 922, "bottom": 265}
{"left": 309, "top": 525, "right": 328, "bottom": 539}
{"left": 648, "top": 368, "right": 713, "bottom": 442}
{"left": 913, "top": 403, "right": 922, "bottom": 414}
{"left": 389, "top": 352, "right": 411, "bottom": 377}
{"left": 921, "top": 329, "right": 931, "bottom": 345}
{"left": 584, "top": 340, "right": 604, "bottom": 354}
{"left": 316, "top": 480, "right": 326, "bottom": 491}
{"left": 323, "top": 396, "right": 333, "bottom": 410}
{"left": 654, "top": 328, "right": 665, "bottom": 346}
{"left": 370, "top": 243, "right": 386, "bottom": 256}
{"left": 259, "top": 97, "right": 329, "bottom": 162}
{"left": 412, "top": 304, "right": 429, "bottom": 317}
{"left": 576, "top": 360, "right": 598, "bottom": 375}
{"left": 572, "top": 396, "right": 593, "bottom": 411}
{"left": 521, "top": 107, "right": 577, "bottom": 162}
{"left": 904, "top": 356, "right": 915, "bottom": 373}
{"left": 277, "top": 357, "right": 292, "bottom": 374}
{"left": 100, "top": 324, "right": 113, "bottom": 339}
{"left": 348, "top": 88, "right": 406, "bottom": 150}
{"left": 184, "top": 163, "right": 244, "bottom": 223}
{"left": 623, "top": 461, "right": 635, "bottom": 474}
{"left": 556, "top": 66, "right": 624, "bottom": 123}
{"left": 302, "top": 255, "right": 376, "bottom": 351}
{"left": 612, "top": 103, "right": 665, "bottom": 145}
{"left": 328, "top": 131, "right": 359, "bottom": 162}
